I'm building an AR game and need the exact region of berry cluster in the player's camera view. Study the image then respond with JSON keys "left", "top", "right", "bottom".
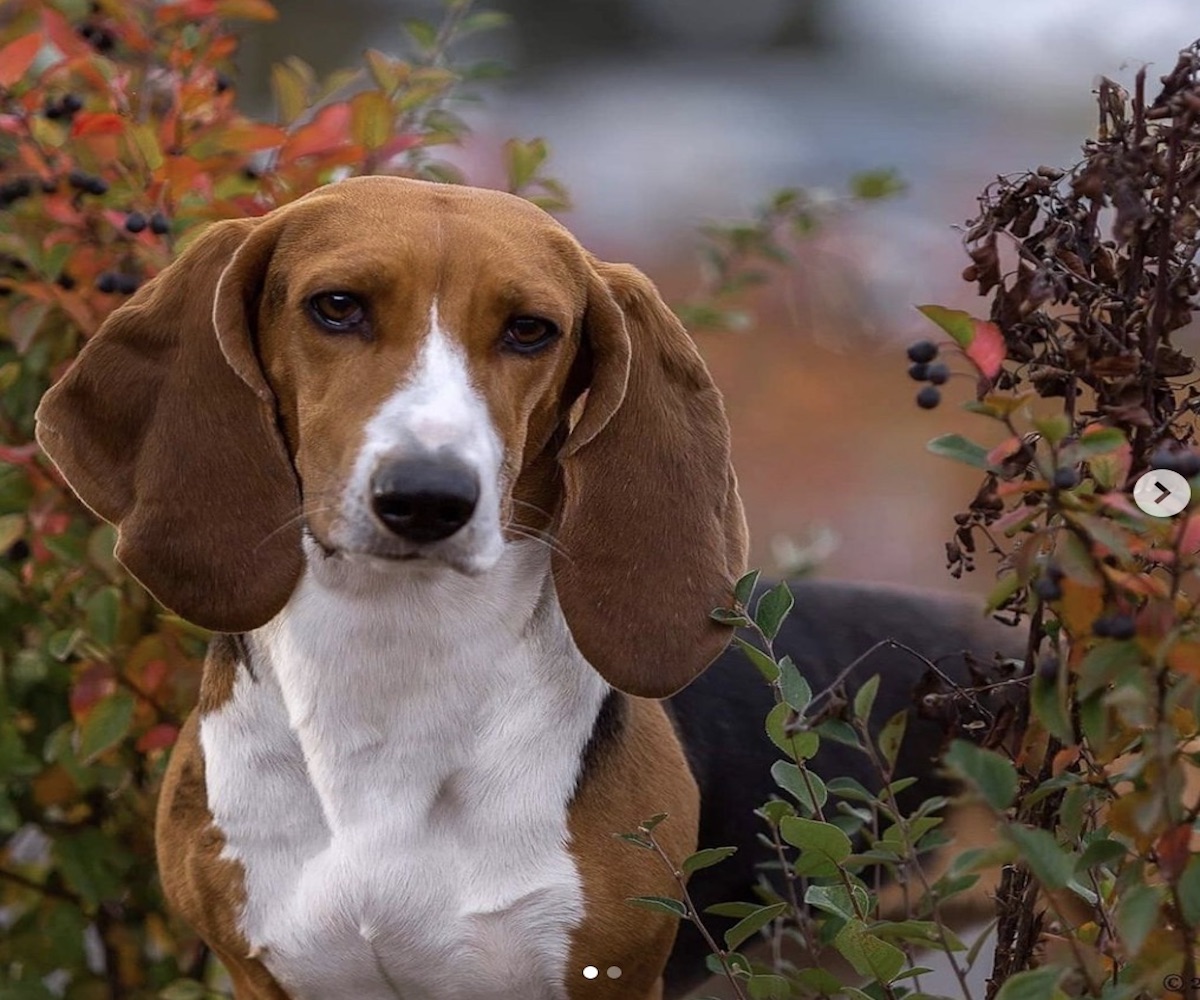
{"left": 906, "top": 340, "right": 948, "bottom": 409}
{"left": 1150, "top": 445, "right": 1200, "bottom": 479}
{"left": 67, "top": 170, "right": 108, "bottom": 197}
{"left": 44, "top": 93, "right": 83, "bottom": 120}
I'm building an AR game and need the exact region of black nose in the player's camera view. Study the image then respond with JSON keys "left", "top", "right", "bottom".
{"left": 370, "top": 457, "right": 480, "bottom": 543}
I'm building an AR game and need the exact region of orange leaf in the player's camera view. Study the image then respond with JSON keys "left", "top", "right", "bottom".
{"left": 41, "top": 8, "right": 91, "bottom": 60}
{"left": 1058, "top": 578, "right": 1103, "bottom": 637}
{"left": 1167, "top": 641, "right": 1200, "bottom": 679}
{"left": 71, "top": 112, "right": 126, "bottom": 137}
{"left": 216, "top": 0, "right": 279, "bottom": 20}
{"left": 966, "top": 321, "right": 1005, "bottom": 380}
{"left": 0, "top": 33, "right": 43, "bottom": 89}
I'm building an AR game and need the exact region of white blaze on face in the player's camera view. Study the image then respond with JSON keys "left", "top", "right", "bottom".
{"left": 341, "top": 301, "right": 505, "bottom": 571}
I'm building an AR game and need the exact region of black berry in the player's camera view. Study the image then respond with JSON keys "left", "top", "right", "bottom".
{"left": 96, "top": 272, "right": 118, "bottom": 294}
{"left": 124, "top": 211, "right": 147, "bottom": 233}
{"left": 926, "top": 362, "right": 949, "bottom": 385}
{"left": 85, "top": 176, "right": 108, "bottom": 196}
{"left": 916, "top": 386, "right": 941, "bottom": 410}
{"left": 4, "top": 539, "right": 30, "bottom": 562}
{"left": 40, "top": 177, "right": 59, "bottom": 194}
{"left": 908, "top": 362, "right": 930, "bottom": 381}
{"left": 1151, "top": 445, "right": 1200, "bottom": 479}
{"left": 44, "top": 98, "right": 65, "bottom": 120}
{"left": 61, "top": 94, "right": 83, "bottom": 114}
{"left": 114, "top": 274, "right": 139, "bottom": 295}
{"left": 215, "top": 72, "right": 233, "bottom": 94}
{"left": 1034, "top": 576, "right": 1062, "bottom": 602}
{"left": 55, "top": 272, "right": 76, "bottom": 291}
{"left": 907, "top": 340, "right": 938, "bottom": 364}
{"left": 1093, "top": 614, "right": 1135, "bottom": 640}
{"left": 1053, "top": 467, "right": 1080, "bottom": 490}
{"left": 1036, "top": 653, "right": 1060, "bottom": 681}
{"left": 149, "top": 211, "right": 170, "bottom": 235}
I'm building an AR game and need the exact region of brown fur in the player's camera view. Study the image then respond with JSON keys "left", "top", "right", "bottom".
{"left": 567, "top": 697, "right": 701, "bottom": 999}
{"left": 35, "top": 177, "right": 746, "bottom": 995}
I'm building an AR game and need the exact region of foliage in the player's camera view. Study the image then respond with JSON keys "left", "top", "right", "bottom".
{"left": 0, "top": 0, "right": 541, "bottom": 994}
{"left": 621, "top": 39, "right": 1200, "bottom": 1000}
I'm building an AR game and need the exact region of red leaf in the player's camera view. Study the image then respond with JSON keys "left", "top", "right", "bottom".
{"left": 71, "top": 112, "right": 126, "bottom": 137}
{"left": 41, "top": 9, "right": 91, "bottom": 60}
{"left": 280, "top": 103, "right": 352, "bottom": 161}
{"left": 136, "top": 723, "right": 180, "bottom": 753}
{"left": 0, "top": 443, "right": 39, "bottom": 467}
{"left": 70, "top": 662, "right": 116, "bottom": 721}
{"left": 0, "top": 33, "right": 43, "bottom": 89}
{"left": 966, "top": 320, "right": 1005, "bottom": 380}
{"left": 1155, "top": 822, "right": 1192, "bottom": 881}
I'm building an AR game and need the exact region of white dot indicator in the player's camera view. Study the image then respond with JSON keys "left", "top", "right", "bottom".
{"left": 607, "top": 966, "right": 622, "bottom": 979}
{"left": 583, "top": 966, "right": 598, "bottom": 980}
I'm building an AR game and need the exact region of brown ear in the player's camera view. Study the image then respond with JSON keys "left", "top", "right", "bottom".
{"left": 553, "top": 260, "right": 748, "bottom": 698}
{"left": 35, "top": 219, "right": 303, "bottom": 633}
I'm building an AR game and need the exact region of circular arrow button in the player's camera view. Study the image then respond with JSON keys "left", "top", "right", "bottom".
{"left": 1133, "top": 468, "right": 1192, "bottom": 517}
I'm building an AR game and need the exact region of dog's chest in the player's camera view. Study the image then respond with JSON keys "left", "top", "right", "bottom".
{"left": 199, "top": 557, "right": 608, "bottom": 1000}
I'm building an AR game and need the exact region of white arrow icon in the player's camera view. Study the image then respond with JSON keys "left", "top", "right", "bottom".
{"left": 1133, "top": 469, "right": 1191, "bottom": 517}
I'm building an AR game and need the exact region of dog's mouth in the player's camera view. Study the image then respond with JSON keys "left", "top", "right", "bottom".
{"left": 301, "top": 524, "right": 489, "bottom": 575}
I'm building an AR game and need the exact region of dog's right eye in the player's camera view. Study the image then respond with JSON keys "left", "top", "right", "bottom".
{"left": 309, "top": 292, "right": 366, "bottom": 333}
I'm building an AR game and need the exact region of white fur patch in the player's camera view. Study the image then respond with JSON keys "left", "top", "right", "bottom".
{"left": 200, "top": 541, "right": 609, "bottom": 999}
{"left": 337, "top": 302, "right": 505, "bottom": 574}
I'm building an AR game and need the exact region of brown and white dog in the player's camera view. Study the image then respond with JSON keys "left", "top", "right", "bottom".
{"left": 35, "top": 176, "right": 1011, "bottom": 999}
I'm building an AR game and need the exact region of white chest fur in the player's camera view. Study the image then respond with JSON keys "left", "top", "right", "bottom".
{"left": 199, "top": 542, "right": 610, "bottom": 1000}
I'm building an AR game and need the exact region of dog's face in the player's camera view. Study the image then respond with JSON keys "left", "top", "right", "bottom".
{"left": 36, "top": 176, "right": 747, "bottom": 696}
{"left": 243, "top": 185, "right": 588, "bottom": 575}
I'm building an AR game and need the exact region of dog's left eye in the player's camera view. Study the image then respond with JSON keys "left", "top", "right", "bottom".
{"left": 309, "top": 292, "right": 366, "bottom": 332}
{"left": 501, "top": 316, "right": 560, "bottom": 354}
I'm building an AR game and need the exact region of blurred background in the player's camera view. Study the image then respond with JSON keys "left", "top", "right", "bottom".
{"left": 242, "top": 0, "right": 1200, "bottom": 592}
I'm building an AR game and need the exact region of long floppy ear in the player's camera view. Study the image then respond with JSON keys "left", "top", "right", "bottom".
{"left": 553, "top": 259, "right": 748, "bottom": 698}
{"left": 34, "top": 219, "right": 303, "bottom": 633}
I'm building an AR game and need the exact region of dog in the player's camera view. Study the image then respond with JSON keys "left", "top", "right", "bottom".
{"left": 36, "top": 176, "right": 1013, "bottom": 999}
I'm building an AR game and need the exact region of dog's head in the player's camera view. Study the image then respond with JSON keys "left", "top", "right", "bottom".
{"left": 35, "top": 177, "right": 747, "bottom": 696}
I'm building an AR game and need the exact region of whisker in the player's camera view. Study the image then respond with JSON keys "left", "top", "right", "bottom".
{"left": 505, "top": 521, "right": 573, "bottom": 563}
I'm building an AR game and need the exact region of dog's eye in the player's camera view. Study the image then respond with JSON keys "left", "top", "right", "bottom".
{"left": 309, "top": 292, "right": 366, "bottom": 332}
{"left": 501, "top": 316, "right": 559, "bottom": 354}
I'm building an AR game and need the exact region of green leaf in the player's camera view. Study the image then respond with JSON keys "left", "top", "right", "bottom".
{"left": 733, "top": 569, "right": 760, "bottom": 606}
{"left": 805, "top": 882, "right": 868, "bottom": 922}
{"left": 711, "top": 608, "right": 752, "bottom": 628}
{"left": 917, "top": 304, "right": 975, "bottom": 346}
{"left": 159, "top": 981, "right": 211, "bottom": 1000}
{"left": 724, "top": 902, "right": 787, "bottom": 951}
{"left": 1060, "top": 427, "right": 1127, "bottom": 464}
{"left": 853, "top": 675, "right": 879, "bottom": 723}
{"left": 77, "top": 690, "right": 135, "bottom": 764}
{"left": 504, "top": 137, "right": 549, "bottom": 191}
{"left": 994, "top": 966, "right": 1067, "bottom": 1000}
{"left": 1031, "top": 672, "right": 1073, "bottom": 743}
{"left": 850, "top": 168, "right": 905, "bottom": 200}
{"left": 1075, "top": 837, "right": 1126, "bottom": 872}
{"left": 405, "top": 18, "right": 438, "bottom": 49}
{"left": 877, "top": 710, "right": 907, "bottom": 769}
{"left": 943, "top": 740, "right": 1018, "bottom": 812}
{"left": 1005, "top": 825, "right": 1073, "bottom": 890}
{"left": 771, "top": 761, "right": 826, "bottom": 814}
{"left": 780, "top": 816, "right": 851, "bottom": 877}
{"left": 927, "top": 433, "right": 991, "bottom": 469}
{"left": 747, "top": 974, "right": 790, "bottom": 1000}
{"left": 681, "top": 846, "right": 737, "bottom": 875}
{"left": 754, "top": 582, "right": 793, "bottom": 641}
{"left": 874, "top": 919, "right": 965, "bottom": 951}
{"left": 833, "top": 918, "right": 906, "bottom": 983}
{"left": 1178, "top": 856, "right": 1200, "bottom": 927}
{"left": 1115, "top": 882, "right": 1162, "bottom": 956}
{"left": 626, "top": 895, "right": 687, "bottom": 919}
{"left": 84, "top": 586, "right": 122, "bottom": 647}
{"left": 53, "top": 828, "right": 132, "bottom": 907}
{"left": 734, "top": 637, "right": 780, "bottom": 683}
{"left": 778, "top": 656, "right": 811, "bottom": 713}
{"left": 765, "top": 702, "right": 818, "bottom": 760}
{"left": 1034, "top": 413, "right": 1070, "bottom": 446}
